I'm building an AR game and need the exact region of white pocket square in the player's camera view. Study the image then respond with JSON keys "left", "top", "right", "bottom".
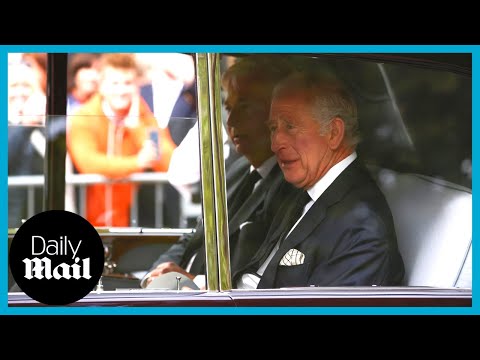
{"left": 279, "top": 248, "right": 305, "bottom": 266}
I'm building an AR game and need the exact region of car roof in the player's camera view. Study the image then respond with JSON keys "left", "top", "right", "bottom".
{"left": 224, "top": 53, "right": 471, "bottom": 77}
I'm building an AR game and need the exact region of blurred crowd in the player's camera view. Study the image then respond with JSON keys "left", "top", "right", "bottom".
{"left": 7, "top": 52, "right": 213, "bottom": 229}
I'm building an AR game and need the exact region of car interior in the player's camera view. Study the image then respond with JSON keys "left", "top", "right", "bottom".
{"left": 370, "top": 166, "right": 472, "bottom": 287}
{"left": 7, "top": 53, "right": 472, "bottom": 307}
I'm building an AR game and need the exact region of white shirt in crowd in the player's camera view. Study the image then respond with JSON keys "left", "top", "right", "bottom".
{"left": 167, "top": 122, "right": 231, "bottom": 200}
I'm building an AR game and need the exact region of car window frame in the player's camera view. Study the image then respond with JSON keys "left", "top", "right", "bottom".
{"left": 9, "top": 51, "right": 471, "bottom": 308}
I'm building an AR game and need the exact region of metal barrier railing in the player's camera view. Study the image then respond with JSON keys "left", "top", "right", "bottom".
{"left": 8, "top": 172, "right": 202, "bottom": 228}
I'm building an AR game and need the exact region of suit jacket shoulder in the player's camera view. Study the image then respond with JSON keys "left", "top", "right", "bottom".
{"left": 149, "top": 155, "right": 249, "bottom": 272}
{"left": 257, "top": 158, "right": 405, "bottom": 289}
{"left": 220, "top": 155, "right": 249, "bottom": 205}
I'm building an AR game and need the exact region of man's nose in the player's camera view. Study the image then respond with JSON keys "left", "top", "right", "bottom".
{"left": 226, "top": 110, "right": 239, "bottom": 127}
{"left": 270, "top": 130, "right": 284, "bottom": 152}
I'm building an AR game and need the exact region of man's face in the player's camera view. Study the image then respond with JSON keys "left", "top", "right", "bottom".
{"left": 99, "top": 66, "right": 137, "bottom": 116}
{"left": 8, "top": 65, "right": 39, "bottom": 120}
{"left": 224, "top": 78, "right": 273, "bottom": 164}
{"left": 75, "top": 67, "right": 99, "bottom": 101}
{"left": 9, "top": 79, "right": 35, "bottom": 113}
{"left": 269, "top": 91, "right": 332, "bottom": 189}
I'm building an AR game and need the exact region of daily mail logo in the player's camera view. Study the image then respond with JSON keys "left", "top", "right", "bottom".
{"left": 23, "top": 236, "right": 92, "bottom": 280}
{"left": 9, "top": 211, "right": 104, "bottom": 305}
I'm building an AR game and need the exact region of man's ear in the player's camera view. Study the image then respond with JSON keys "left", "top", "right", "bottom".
{"left": 328, "top": 117, "right": 345, "bottom": 150}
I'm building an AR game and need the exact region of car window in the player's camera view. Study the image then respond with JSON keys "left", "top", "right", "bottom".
{"left": 217, "top": 54, "right": 471, "bottom": 290}
{"left": 8, "top": 52, "right": 471, "bottom": 295}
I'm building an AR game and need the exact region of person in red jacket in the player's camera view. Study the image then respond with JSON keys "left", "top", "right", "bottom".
{"left": 67, "top": 53, "right": 176, "bottom": 227}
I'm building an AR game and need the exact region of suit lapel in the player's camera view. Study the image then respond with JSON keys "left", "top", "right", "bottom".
{"left": 228, "top": 181, "right": 267, "bottom": 234}
{"left": 277, "top": 201, "right": 326, "bottom": 257}
{"left": 264, "top": 187, "right": 302, "bottom": 244}
{"left": 282, "top": 159, "right": 364, "bottom": 251}
{"left": 260, "top": 159, "right": 366, "bottom": 288}
{"left": 226, "top": 157, "right": 250, "bottom": 205}
{"left": 228, "top": 165, "right": 281, "bottom": 234}
{"left": 257, "top": 192, "right": 326, "bottom": 289}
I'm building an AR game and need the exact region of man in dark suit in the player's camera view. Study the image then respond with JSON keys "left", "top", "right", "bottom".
{"left": 141, "top": 55, "right": 295, "bottom": 289}
{"left": 234, "top": 70, "right": 405, "bottom": 289}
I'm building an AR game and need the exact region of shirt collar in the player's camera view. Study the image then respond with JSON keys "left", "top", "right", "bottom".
{"left": 307, "top": 151, "right": 357, "bottom": 202}
{"left": 251, "top": 155, "right": 277, "bottom": 179}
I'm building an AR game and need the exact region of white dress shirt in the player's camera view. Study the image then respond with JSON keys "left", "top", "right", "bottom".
{"left": 237, "top": 152, "right": 358, "bottom": 289}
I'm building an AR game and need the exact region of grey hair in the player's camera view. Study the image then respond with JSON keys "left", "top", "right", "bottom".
{"left": 222, "top": 55, "right": 295, "bottom": 95}
{"left": 275, "top": 71, "right": 361, "bottom": 147}
{"left": 313, "top": 86, "right": 360, "bottom": 147}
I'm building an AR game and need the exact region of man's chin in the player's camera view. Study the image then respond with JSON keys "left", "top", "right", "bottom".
{"left": 110, "top": 102, "right": 131, "bottom": 115}
{"left": 284, "top": 174, "right": 303, "bottom": 188}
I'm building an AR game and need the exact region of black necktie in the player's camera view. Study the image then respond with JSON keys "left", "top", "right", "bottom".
{"left": 247, "top": 190, "right": 311, "bottom": 272}
{"left": 278, "top": 191, "right": 311, "bottom": 245}
{"left": 229, "top": 170, "right": 261, "bottom": 216}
